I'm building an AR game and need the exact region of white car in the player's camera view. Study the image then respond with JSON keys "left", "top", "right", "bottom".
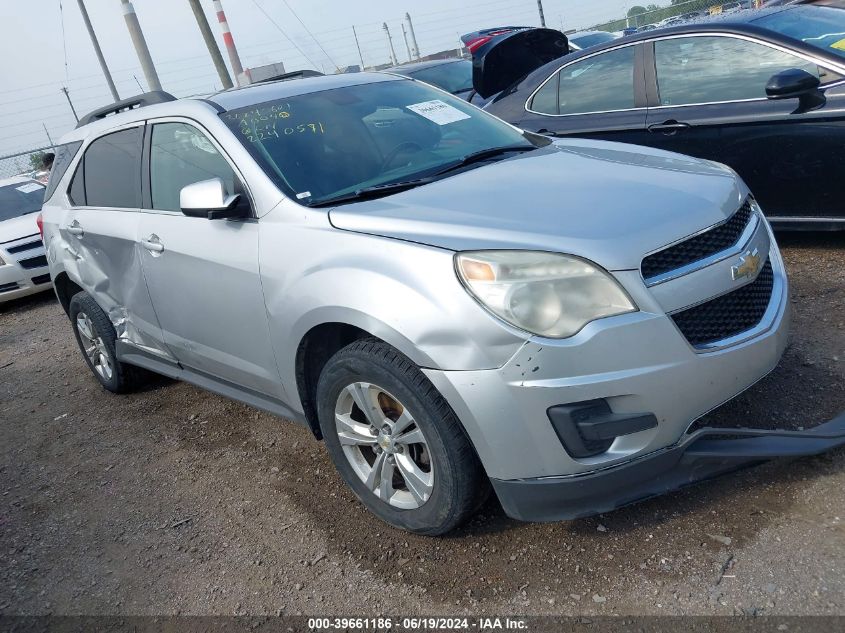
{"left": 0, "top": 176, "right": 52, "bottom": 302}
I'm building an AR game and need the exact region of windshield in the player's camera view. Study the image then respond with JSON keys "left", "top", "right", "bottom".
{"left": 755, "top": 7, "right": 845, "bottom": 60}
{"left": 570, "top": 32, "right": 619, "bottom": 49}
{"left": 407, "top": 60, "right": 474, "bottom": 94}
{"left": 0, "top": 181, "right": 45, "bottom": 222}
{"left": 222, "top": 78, "right": 533, "bottom": 205}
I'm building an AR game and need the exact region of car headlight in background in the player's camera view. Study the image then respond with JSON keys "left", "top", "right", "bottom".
{"left": 456, "top": 251, "right": 636, "bottom": 338}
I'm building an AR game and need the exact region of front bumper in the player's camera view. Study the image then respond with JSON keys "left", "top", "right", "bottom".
{"left": 422, "top": 216, "right": 799, "bottom": 520}
{"left": 492, "top": 410, "right": 845, "bottom": 522}
{"left": 0, "top": 234, "right": 51, "bottom": 303}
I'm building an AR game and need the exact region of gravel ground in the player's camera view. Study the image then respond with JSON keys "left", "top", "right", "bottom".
{"left": 1, "top": 232, "right": 843, "bottom": 617}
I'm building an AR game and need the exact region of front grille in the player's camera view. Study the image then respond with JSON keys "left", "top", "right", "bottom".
{"left": 671, "top": 260, "right": 774, "bottom": 347}
{"left": 7, "top": 239, "right": 43, "bottom": 255}
{"left": 31, "top": 273, "right": 52, "bottom": 285}
{"left": 642, "top": 200, "right": 754, "bottom": 280}
{"left": 0, "top": 282, "right": 20, "bottom": 293}
{"left": 19, "top": 255, "right": 48, "bottom": 270}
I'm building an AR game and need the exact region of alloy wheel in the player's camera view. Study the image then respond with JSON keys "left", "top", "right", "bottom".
{"left": 334, "top": 382, "right": 434, "bottom": 509}
{"left": 75, "top": 312, "right": 113, "bottom": 382}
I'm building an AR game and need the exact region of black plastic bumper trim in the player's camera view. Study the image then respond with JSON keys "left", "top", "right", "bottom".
{"left": 548, "top": 399, "right": 658, "bottom": 458}
{"left": 492, "top": 410, "right": 845, "bottom": 523}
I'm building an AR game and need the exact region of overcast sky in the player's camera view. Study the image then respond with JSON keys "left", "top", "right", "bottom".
{"left": 0, "top": 0, "right": 636, "bottom": 156}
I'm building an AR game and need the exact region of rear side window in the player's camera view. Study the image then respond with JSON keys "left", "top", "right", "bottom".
{"left": 530, "top": 46, "right": 636, "bottom": 115}
{"left": 44, "top": 141, "right": 82, "bottom": 201}
{"left": 68, "top": 127, "right": 143, "bottom": 208}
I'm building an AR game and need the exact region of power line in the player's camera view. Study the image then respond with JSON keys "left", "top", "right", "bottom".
{"left": 248, "top": 0, "right": 320, "bottom": 69}
{"left": 58, "top": 0, "right": 69, "bottom": 82}
{"left": 280, "top": 0, "right": 339, "bottom": 69}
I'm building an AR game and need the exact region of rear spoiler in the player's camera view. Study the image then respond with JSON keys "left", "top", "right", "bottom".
{"left": 461, "top": 27, "right": 569, "bottom": 99}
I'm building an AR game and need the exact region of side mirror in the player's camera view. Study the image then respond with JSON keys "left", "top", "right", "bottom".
{"left": 180, "top": 178, "right": 246, "bottom": 220}
{"left": 766, "top": 68, "right": 825, "bottom": 112}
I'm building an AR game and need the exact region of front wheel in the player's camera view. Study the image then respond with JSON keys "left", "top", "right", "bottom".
{"left": 316, "top": 338, "right": 489, "bottom": 535}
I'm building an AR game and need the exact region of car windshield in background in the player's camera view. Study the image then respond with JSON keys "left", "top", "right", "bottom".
{"left": 0, "top": 181, "right": 45, "bottom": 222}
{"left": 755, "top": 6, "right": 845, "bottom": 60}
{"left": 406, "top": 60, "right": 474, "bottom": 94}
{"left": 221, "top": 79, "right": 534, "bottom": 206}
{"left": 569, "top": 32, "right": 619, "bottom": 49}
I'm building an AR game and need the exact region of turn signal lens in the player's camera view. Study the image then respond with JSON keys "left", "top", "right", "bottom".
{"left": 459, "top": 258, "right": 495, "bottom": 282}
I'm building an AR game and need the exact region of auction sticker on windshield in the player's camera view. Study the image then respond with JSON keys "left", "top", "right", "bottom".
{"left": 16, "top": 183, "right": 44, "bottom": 194}
{"left": 406, "top": 100, "right": 471, "bottom": 125}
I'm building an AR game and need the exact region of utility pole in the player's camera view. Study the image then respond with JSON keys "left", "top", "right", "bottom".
{"left": 120, "top": 0, "right": 162, "bottom": 91}
{"left": 187, "top": 0, "right": 233, "bottom": 89}
{"left": 61, "top": 87, "right": 79, "bottom": 123}
{"left": 352, "top": 26, "right": 365, "bottom": 69}
{"left": 383, "top": 23, "right": 397, "bottom": 66}
{"left": 213, "top": 1, "right": 245, "bottom": 85}
{"left": 76, "top": 0, "right": 120, "bottom": 102}
{"left": 405, "top": 13, "right": 420, "bottom": 60}
{"left": 401, "top": 24, "right": 412, "bottom": 63}
{"left": 536, "top": 0, "right": 546, "bottom": 27}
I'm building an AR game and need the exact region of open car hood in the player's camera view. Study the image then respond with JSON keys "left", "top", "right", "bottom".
{"left": 462, "top": 26, "right": 569, "bottom": 98}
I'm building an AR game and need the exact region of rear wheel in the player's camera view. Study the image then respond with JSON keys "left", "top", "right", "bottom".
{"left": 317, "top": 338, "right": 489, "bottom": 535}
{"left": 69, "top": 292, "right": 148, "bottom": 393}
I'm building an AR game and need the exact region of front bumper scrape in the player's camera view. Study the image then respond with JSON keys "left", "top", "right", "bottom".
{"left": 492, "top": 410, "right": 845, "bottom": 522}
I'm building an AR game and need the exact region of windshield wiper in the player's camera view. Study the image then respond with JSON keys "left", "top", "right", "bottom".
{"left": 306, "top": 145, "right": 536, "bottom": 208}
{"left": 431, "top": 145, "right": 536, "bottom": 177}
{"left": 307, "top": 178, "right": 436, "bottom": 208}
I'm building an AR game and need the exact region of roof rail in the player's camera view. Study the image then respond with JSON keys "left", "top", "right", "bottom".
{"left": 253, "top": 69, "right": 325, "bottom": 85}
{"left": 76, "top": 91, "right": 177, "bottom": 128}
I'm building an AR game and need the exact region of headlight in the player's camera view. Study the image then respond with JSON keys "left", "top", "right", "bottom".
{"left": 456, "top": 251, "right": 636, "bottom": 338}
{"left": 0, "top": 254, "right": 5, "bottom": 266}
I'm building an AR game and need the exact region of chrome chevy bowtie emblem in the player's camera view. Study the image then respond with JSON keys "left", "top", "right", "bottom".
{"left": 731, "top": 248, "right": 761, "bottom": 281}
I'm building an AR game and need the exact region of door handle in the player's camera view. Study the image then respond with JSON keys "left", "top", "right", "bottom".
{"left": 141, "top": 234, "right": 164, "bottom": 255}
{"left": 648, "top": 120, "right": 691, "bottom": 135}
{"left": 67, "top": 220, "right": 84, "bottom": 236}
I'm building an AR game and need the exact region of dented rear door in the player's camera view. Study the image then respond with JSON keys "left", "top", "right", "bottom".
{"left": 61, "top": 124, "right": 171, "bottom": 359}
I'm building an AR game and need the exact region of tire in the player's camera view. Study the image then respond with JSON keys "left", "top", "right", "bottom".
{"left": 316, "top": 338, "right": 490, "bottom": 535}
{"left": 68, "top": 291, "right": 148, "bottom": 394}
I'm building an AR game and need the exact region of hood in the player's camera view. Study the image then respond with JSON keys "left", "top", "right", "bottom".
{"left": 0, "top": 213, "right": 42, "bottom": 244}
{"left": 328, "top": 139, "right": 747, "bottom": 271}
{"left": 462, "top": 27, "right": 569, "bottom": 98}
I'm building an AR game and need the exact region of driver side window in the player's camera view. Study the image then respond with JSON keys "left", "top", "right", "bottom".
{"left": 149, "top": 122, "right": 238, "bottom": 212}
{"left": 654, "top": 36, "right": 841, "bottom": 106}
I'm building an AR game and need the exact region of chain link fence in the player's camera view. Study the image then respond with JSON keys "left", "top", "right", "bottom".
{"left": 594, "top": 0, "right": 760, "bottom": 32}
{"left": 0, "top": 147, "right": 53, "bottom": 181}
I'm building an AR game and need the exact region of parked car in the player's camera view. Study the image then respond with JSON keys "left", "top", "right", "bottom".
{"left": 482, "top": 5, "right": 845, "bottom": 228}
{"left": 0, "top": 176, "right": 53, "bottom": 302}
{"left": 41, "top": 76, "right": 845, "bottom": 535}
{"left": 567, "top": 30, "right": 620, "bottom": 51}
{"left": 764, "top": 0, "right": 845, "bottom": 6}
{"left": 720, "top": 1, "right": 745, "bottom": 13}
{"left": 386, "top": 59, "right": 474, "bottom": 98}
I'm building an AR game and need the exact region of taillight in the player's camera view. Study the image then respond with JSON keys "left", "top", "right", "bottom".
{"left": 36, "top": 212, "right": 44, "bottom": 237}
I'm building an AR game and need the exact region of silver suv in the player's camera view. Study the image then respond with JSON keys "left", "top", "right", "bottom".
{"left": 39, "top": 73, "right": 844, "bottom": 535}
